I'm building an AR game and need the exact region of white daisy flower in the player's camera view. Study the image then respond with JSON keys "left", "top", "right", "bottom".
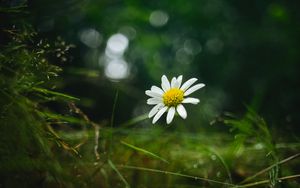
{"left": 146, "top": 75, "right": 205, "bottom": 124}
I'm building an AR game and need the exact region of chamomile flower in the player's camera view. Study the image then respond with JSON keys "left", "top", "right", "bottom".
{"left": 146, "top": 75, "right": 205, "bottom": 124}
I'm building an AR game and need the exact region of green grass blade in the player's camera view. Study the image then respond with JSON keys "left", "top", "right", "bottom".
{"left": 120, "top": 113, "right": 148, "bottom": 127}
{"left": 119, "top": 165, "right": 236, "bottom": 187}
{"left": 108, "top": 159, "right": 130, "bottom": 188}
{"left": 121, "top": 140, "right": 169, "bottom": 164}
{"left": 240, "top": 174, "right": 300, "bottom": 187}
{"left": 240, "top": 152, "right": 300, "bottom": 184}
{"left": 37, "top": 111, "right": 86, "bottom": 125}
{"left": 32, "top": 87, "right": 80, "bottom": 101}
{"left": 109, "top": 90, "right": 119, "bottom": 157}
{"left": 208, "top": 148, "right": 232, "bottom": 183}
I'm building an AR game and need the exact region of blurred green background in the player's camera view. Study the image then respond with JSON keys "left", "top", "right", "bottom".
{"left": 28, "top": 0, "right": 300, "bottom": 131}
{"left": 1, "top": 0, "right": 300, "bottom": 187}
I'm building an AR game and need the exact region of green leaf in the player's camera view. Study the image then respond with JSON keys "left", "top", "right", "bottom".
{"left": 108, "top": 159, "right": 130, "bottom": 188}
{"left": 32, "top": 87, "right": 80, "bottom": 101}
{"left": 121, "top": 140, "right": 169, "bottom": 164}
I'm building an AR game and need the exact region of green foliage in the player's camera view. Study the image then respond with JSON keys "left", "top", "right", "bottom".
{"left": 1, "top": 1, "right": 300, "bottom": 188}
{"left": 224, "top": 107, "right": 276, "bottom": 157}
{"left": 222, "top": 107, "right": 300, "bottom": 187}
{"left": 121, "top": 140, "right": 169, "bottom": 164}
{"left": 0, "top": 4, "right": 77, "bottom": 187}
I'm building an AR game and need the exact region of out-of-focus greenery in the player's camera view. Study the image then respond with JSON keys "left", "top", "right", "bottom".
{"left": 0, "top": 3, "right": 80, "bottom": 186}
{"left": 1, "top": 0, "right": 300, "bottom": 187}
{"left": 28, "top": 0, "right": 300, "bottom": 130}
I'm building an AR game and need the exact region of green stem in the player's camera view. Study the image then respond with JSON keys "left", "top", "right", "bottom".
{"left": 119, "top": 165, "right": 236, "bottom": 187}
{"left": 240, "top": 174, "right": 300, "bottom": 187}
{"left": 109, "top": 90, "right": 119, "bottom": 157}
{"left": 240, "top": 153, "right": 300, "bottom": 184}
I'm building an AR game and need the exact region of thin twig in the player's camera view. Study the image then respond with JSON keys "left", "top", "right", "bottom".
{"left": 68, "top": 102, "right": 99, "bottom": 128}
{"left": 94, "top": 125, "right": 100, "bottom": 160}
{"left": 68, "top": 102, "right": 102, "bottom": 159}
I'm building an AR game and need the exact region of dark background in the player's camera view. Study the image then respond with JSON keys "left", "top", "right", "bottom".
{"left": 25, "top": 0, "right": 300, "bottom": 132}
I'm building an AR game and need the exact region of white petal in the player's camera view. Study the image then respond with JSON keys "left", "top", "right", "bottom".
{"left": 145, "top": 90, "right": 162, "bottom": 98}
{"left": 147, "top": 98, "right": 162, "bottom": 105}
{"left": 182, "top": 97, "right": 200, "bottom": 104}
{"left": 151, "top": 86, "right": 164, "bottom": 95}
{"left": 166, "top": 107, "right": 175, "bottom": 124}
{"left": 149, "top": 103, "right": 164, "bottom": 118}
{"left": 152, "top": 106, "right": 168, "bottom": 124}
{"left": 184, "top": 83, "right": 205, "bottom": 96}
{"left": 171, "top": 77, "right": 177, "bottom": 88}
{"left": 176, "top": 104, "right": 187, "bottom": 119}
{"left": 161, "top": 75, "right": 171, "bottom": 92}
{"left": 180, "top": 78, "right": 198, "bottom": 91}
{"left": 174, "top": 75, "right": 183, "bottom": 88}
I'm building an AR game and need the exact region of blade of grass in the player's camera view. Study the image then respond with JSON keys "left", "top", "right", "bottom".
{"left": 108, "top": 160, "right": 130, "bottom": 188}
{"left": 119, "top": 165, "right": 236, "bottom": 187}
{"left": 240, "top": 174, "right": 300, "bottom": 187}
{"left": 109, "top": 90, "right": 119, "bottom": 157}
{"left": 110, "top": 89, "right": 119, "bottom": 129}
{"left": 120, "top": 113, "right": 148, "bottom": 128}
{"left": 0, "top": 5, "right": 28, "bottom": 13}
{"left": 37, "top": 111, "right": 86, "bottom": 125}
{"left": 121, "top": 140, "right": 169, "bottom": 164}
{"left": 208, "top": 147, "right": 232, "bottom": 183}
{"left": 32, "top": 87, "right": 80, "bottom": 101}
{"left": 240, "top": 153, "right": 300, "bottom": 184}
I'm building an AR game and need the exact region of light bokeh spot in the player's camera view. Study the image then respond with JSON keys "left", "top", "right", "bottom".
{"left": 106, "top": 33, "right": 129, "bottom": 56}
{"left": 104, "top": 59, "right": 129, "bottom": 80}
{"left": 119, "top": 26, "right": 137, "bottom": 40}
{"left": 184, "top": 39, "right": 202, "bottom": 55}
{"left": 149, "top": 10, "right": 169, "bottom": 27}
{"left": 205, "top": 38, "right": 224, "bottom": 54}
{"left": 79, "top": 28, "right": 102, "bottom": 48}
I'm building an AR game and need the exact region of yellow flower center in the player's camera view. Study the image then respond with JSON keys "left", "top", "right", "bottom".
{"left": 163, "top": 88, "right": 184, "bottom": 107}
